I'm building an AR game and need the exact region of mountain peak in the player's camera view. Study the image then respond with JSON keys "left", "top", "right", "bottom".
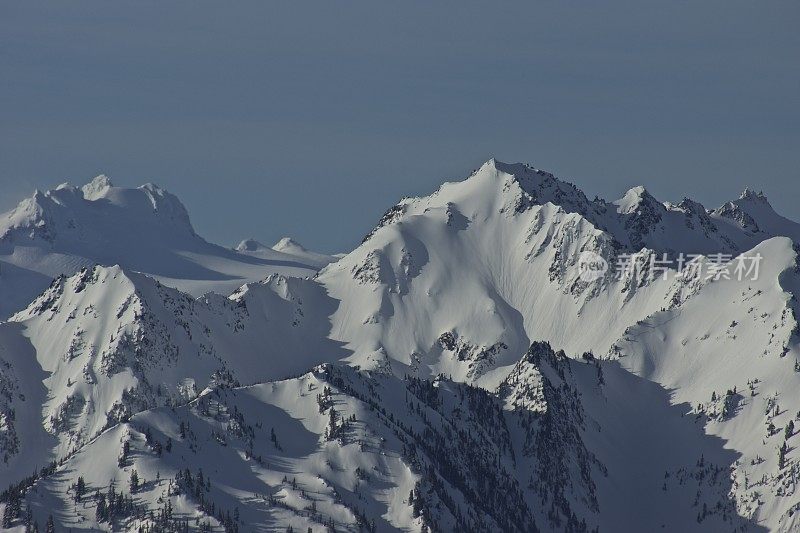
{"left": 739, "top": 187, "right": 770, "bottom": 204}
{"left": 675, "top": 197, "right": 708, "bottom": 214}
{"left": 273, "top": 236, "right": 308, "bottom": 253}
{"left": 1, "top": 175, "right": 197, "bottom": 238}
{"left": 614, "top": 185, "right": 660, "bottom": 215}
{"left": 235, "top": 238, "right": 267, "bottom": 252}
{"left": 482, "top": 157, "right": 510, "bottom": 172}
{"left": 81, "top": 174, "right": 114, "bottom": 200}
{"left": 481, "top": 158, "right": 554, "bottom": 181}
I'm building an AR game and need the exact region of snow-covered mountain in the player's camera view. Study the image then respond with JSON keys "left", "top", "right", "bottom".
{"left": 2, "top": 159, "right": 800, "bottom": 532}
{"left": 314, "top": 160, "right": 796, "bottom": 385}
{"left": 0, "top": 264, "right": 347, "bottom": 484}
{"left": 0, "top": 176, "right": 327, "bottom": 319}
{"left": 235, "top": 237, "right": 338, "bottom": 270}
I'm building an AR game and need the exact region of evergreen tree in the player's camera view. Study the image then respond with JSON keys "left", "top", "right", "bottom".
{"left": 2, "top": 503, "right": 12, "bottom": 529}
{"left": 118, "top": 440, "right": 130, "bottom": 467}
{"left": 23, "top": 505, "right": 33, "bottom": 530}
{"left": 779, "top": 441, "right": 789, "bottom": 470}
{"left": 130, "top": 469, "right": 140, "bottom": 492}
{"left": 326, "top": 407, "right": 338, "bottom": 440}
{"left": 45, "top": 515, "right": 55, "bottom": 533}
{"left": 75, "top": 476, "right": 86, "bottom": 502}
{"left": 96, "top": 494, "right": 107, "bottom": 522}
{"left": 2, "top": 490, "right": 21, "bottom": 528}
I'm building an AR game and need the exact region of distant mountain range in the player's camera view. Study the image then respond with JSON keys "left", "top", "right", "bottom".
{"left": 0, "top": 175, "right": 335, "bottom": 319}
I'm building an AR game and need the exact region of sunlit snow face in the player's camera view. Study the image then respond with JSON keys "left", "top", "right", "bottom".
{"left": 577, "top": 251, "right": 608, "bottom": 282}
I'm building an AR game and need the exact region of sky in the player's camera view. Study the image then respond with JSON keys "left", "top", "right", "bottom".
{"left": 1, "top": 1, "right": 798, "bottom": 253}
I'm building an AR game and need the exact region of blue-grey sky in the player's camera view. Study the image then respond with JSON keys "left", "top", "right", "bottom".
{"left": 2, "top": 1, "right": 798, "bottom": 253}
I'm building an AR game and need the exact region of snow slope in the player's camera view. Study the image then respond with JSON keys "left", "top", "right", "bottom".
{"left": 5, "top": 343, "right": 770, "bottom": 532}
{"left": 3, "top": 159, "right": 800, "bottom": 531}
{"left": 235, "top": 237, "right": 338, "bottom": 270}
{"left": 0, "top": 263, "right": 350, "bottom": 484}
{"left": 612, "top": 236, "right": 800, "bottom": 531}
{"left": 315, "top": 159, "right": 773, "bottom": 387}
{"left": 0, "top": 176, "right": 324, "bottom": 319}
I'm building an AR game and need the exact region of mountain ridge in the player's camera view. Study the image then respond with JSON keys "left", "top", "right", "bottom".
{"left": 0, "top": 176, "right": 332, "bottom": 319}
{"left": 2, "top": 159, "right": 800, "bottom": 531}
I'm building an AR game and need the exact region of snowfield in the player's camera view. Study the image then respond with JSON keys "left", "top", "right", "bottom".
{"left": 0, "top": 176, "right": 331, "bottom": 320}
{"left": 2, "top": 159, "right": 800, "bottom": 532}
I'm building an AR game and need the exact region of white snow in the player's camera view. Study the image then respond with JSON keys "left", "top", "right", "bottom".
{"left": 2, "top": 159, "right": 800, "bottom": 532}
{"left": 0, "top": 177, "right": 331, "bottom": 319}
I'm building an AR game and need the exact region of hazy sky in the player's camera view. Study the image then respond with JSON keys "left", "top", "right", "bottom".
{"left": 1, "top": 1, "right": 798, "bottom": 253}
